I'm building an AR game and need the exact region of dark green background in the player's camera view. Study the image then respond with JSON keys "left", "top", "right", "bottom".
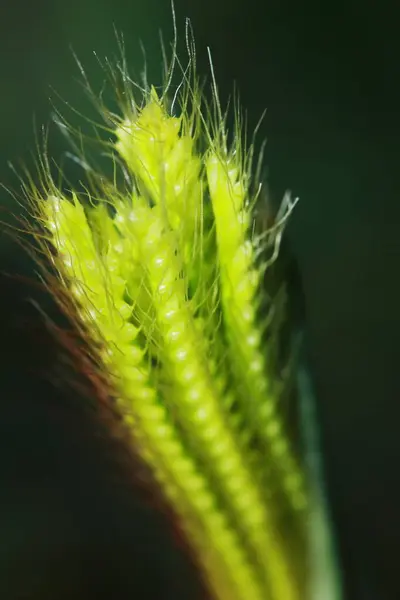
{"left": 1, "top": 1, "right": 399, "bottom": 598}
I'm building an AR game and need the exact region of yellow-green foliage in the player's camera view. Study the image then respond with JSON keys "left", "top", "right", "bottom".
{"left": 24, "top": 22, "right": 310, "bottom": 600}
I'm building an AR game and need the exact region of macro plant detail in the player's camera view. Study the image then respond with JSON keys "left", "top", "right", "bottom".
{"left": 12, "top": 15, "right": 322, "bottom": 600}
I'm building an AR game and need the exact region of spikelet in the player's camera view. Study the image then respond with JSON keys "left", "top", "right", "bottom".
{"left": 21, "top": 15, "right": 311, "bottom": 600}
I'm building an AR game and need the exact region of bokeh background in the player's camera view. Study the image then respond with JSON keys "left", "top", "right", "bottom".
{"left": 1, "top": 0, "right": 399, "bottom": 598}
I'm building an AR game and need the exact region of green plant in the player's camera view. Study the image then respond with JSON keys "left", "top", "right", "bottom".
{"left": 11, "top": 15, "right": 318, "bottom": 600}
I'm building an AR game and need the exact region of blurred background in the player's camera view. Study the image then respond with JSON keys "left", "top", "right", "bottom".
{"left": 0, "top": 0, "right": 399, "bottom": 598}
